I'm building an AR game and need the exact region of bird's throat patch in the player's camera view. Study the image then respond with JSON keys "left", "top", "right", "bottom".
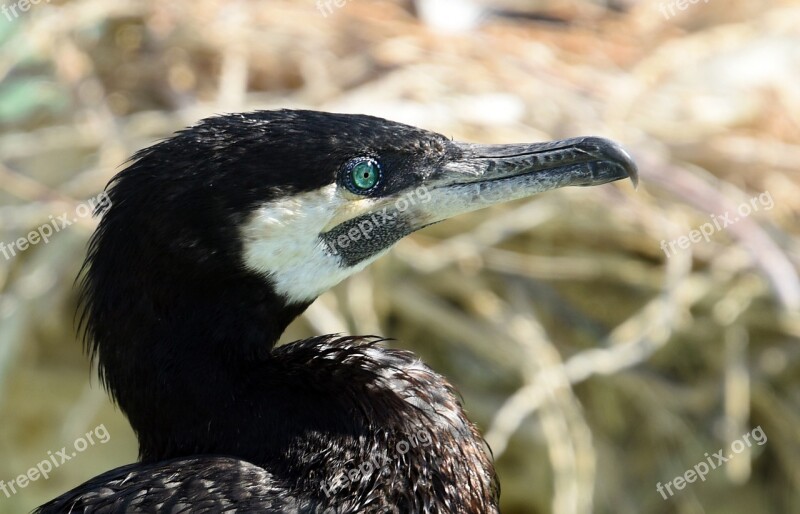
{"left": 321, "top": 209, "right": 413, "bottom": 266}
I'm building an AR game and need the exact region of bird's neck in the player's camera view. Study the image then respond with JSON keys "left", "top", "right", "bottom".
{"left": 88, "top": 261, "right": 304, "bottom": 452}
{"left": 86, "top": 256, "right": 498, "bottom": 511}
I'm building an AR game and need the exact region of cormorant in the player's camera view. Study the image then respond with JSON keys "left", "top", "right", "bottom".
{"left": 35, "top": 110, "right": 637, "bottom": 513}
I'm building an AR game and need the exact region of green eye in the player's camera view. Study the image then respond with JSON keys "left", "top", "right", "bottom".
{"left": 345, "top": 158, "right": 381, "bottom": 194}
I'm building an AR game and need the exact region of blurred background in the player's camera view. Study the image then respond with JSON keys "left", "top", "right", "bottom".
{"left": 1, "top": 0, "right": 799, "bottom": 512}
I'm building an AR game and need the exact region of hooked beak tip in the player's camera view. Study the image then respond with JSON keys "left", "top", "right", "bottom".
{"left": 580, "top": 137, "right": 639, "bottom": 190}
{"left": 617, "top": 146, "right": 639, "bottom": 190}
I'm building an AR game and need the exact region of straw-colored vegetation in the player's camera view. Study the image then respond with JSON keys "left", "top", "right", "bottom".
{"left": 1, "top": 1, "right": 798, "bottom": 512}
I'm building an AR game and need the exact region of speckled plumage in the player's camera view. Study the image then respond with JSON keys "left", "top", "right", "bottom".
{"left": 37, "top": 337, "right": 498, "bottom": 513}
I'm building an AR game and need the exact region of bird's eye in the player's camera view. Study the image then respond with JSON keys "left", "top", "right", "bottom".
{"left": 343, "top": 157, "right": 381, "bottom": 194}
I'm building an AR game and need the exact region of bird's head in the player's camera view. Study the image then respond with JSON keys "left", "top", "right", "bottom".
{"left": 93, "top": 110, "right": 635, "bottom": 307}
{"left": 81, "top": 110, "right": 636, "bottom": 448}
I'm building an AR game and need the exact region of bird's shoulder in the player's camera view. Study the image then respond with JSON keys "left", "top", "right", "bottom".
{"left": 32, "top": 456, "right": 305, "bottom": 514}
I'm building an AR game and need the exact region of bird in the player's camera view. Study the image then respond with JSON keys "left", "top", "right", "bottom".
{"left": 35, "top": 109, "right": 637, "bottom": 513}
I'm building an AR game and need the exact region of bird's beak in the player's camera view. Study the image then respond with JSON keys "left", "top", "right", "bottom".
{"left": 414, "top": 136, "right": 638, "bottom": 227}
{"left": 321, "top": 136, "right": 637, "bottom": 266}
